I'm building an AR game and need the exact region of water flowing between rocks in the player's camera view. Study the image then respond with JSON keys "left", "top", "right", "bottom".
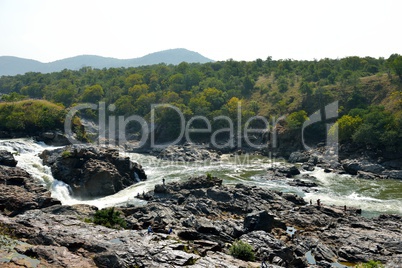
{"left": 1, "top": 138, "right": 401, "bottom": 216}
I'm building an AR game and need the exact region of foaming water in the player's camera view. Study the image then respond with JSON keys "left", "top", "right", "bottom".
{"left": 1, "top": 138, "right": 402, "bottom": 215}
{"left": 302, "top": 169, "right": 402, "bottom": 217}
{"left": 51, "top": 179, "right": 148, "bottom": 209}
{"left": 0, "top": 139, "right": 58, "bottom": 188}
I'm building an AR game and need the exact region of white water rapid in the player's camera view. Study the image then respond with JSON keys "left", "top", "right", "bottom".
{"left": 1, "top": 138, "right": 401, "bottom": 216}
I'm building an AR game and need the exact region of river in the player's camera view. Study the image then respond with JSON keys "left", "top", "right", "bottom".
{"left": 1, "top": 138, "right": 402, "bottom": 217}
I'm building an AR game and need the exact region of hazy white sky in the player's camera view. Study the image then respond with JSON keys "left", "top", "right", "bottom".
{"left": 0, "top": 0, "right": 401, "bottom": 62}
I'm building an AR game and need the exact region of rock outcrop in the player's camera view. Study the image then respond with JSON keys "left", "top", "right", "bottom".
{"left": 40, "top": 145, "right": 147, "bottom": 198}
{"left": 2, "top": 175, "right": 401, "bottom": 267}
{"left": 36, "top": 131, "right": 71, "bottom": 146}
{"left": 155, "top": 143, "right": 221, "bottom": 162}
{"left": 1, "top": 151, "right": 401, "bottom": 268}
{"left": 0, "top": 165, "right": 60, "bottom": 216}
{"left": 288, "top": 147, "right": 402, "bottom": 181}
{"left": 0, "top": 150, "right": 18, "bottom": 167}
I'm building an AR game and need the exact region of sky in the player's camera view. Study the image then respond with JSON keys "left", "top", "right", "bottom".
{"left": 0, "top": 0, "right": 401, "bottom": 63}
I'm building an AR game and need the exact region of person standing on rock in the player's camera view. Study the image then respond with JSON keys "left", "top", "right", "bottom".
{"left": 163, "top": 178, "right": 165, "bottom": 185}
{"left": 261, "top": 254, "right": 268, "bottom": 268}
{"left": 147, "top": 225, "right": 153, "bottom": 235}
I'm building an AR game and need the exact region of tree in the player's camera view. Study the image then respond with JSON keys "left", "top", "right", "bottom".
{"left": 125, "top": 73, "right": 144, "bottom": 87}
{"left": 329, "top": 115, "right": 363, "bottom": 142}
{"left": 20, "top": 82, "right": 43, "bottom": 98}
{"left": 188, "top": 95, "right": 211, "bottom": 116}
{"left": 184, "top": 69, "right": 203, "bottom": 90}
{"left": 128, "top": 84, "right": 149, "bottom": 100}
{"left": 389, "top": 55, "right": 402, "bottom": 81}
{"left": 0, "top": 92, "right": 27, "bottom": 102}
{"left": 161, "top": 91, "right": 182, "bottom": 104}
{"left": 341, "top": 56, "right": 363, "bottom": 71}
{"left": 134, "top": 92, "right": 157, "bottom": 116}
{"left": 248, "top": 100, "right": 260, "bottom": 114}
{"left": 286, "top": 110, "right": 308, "bottom": 130}
{"left": 53, "top": 87, "right": 76, "bottom": 106}
{"left": 202, "top": 87, "right": 226, "bottom": 110}
{"left": 299, "top": 81, "right": 312, "bottom": 96}
{"left": 81, "top": 84, "right": 104, "bottom": 103}
{"left": 115, "top": 95, "right": 135, "bottom": 115}
{"left": 168, "top": 73, "right": 185, "bottom": 92}
{"left": 242, "top": 76, "right": 254, "bottom": 95}
{"left": 224, "top": 97, "right": 241, "bottom": 118}
{"left": 105, "top": 86, "right": 123, "bottom": 103}
{"left": 277, "top": 76, "right": 289, "bottom": 93}
{"left": 352, "top": 106, "right": 395, "bottom": 147}
{"left": 199, "top": 77, "right": 226, "bottom": 91}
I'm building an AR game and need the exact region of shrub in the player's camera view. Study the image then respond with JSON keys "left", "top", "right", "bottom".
{"left": 61, "top": 150, "right": 71, "bottom": 158}
{"left": 229, "top": 240, "right": 255, "bottom": 261}
{"left": 206, "top": 173, "right": 213, "bottom": 180}
{"left": 355, "top": 260, "right": 384, "bottom": 268}
{"left": 91, "top": 207, "right": 127, "bottom": 229}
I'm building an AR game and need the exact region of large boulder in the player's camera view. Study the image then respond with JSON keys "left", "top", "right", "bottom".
{"left": 269, "top": 164, "right": 301, "bottom": 178}
{"left": 0, "top": 150, "right": 18, "bottom": 167}
{"left": 37, "top": 131, "right": 71, "bottom": 146}
{"left": 40, "top": 145, "right": 147, "bottom": 198}
{"left": 244, "top": 210, "right": 286, "bottom": 232}
{"left": 156, "top": 143, "right": 221, "bottom": 162}
{"left": 288, "top": 151, "right": 310, "bottom": 163}
{"left": 174, "top": 176, "right": 223, "bottom": 190}
{"left": 342, "top": 159, "right": 384, "bottom": 175}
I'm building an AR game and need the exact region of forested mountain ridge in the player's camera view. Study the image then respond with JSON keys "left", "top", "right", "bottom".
{"left": 0, "top": 54, "right": 402, "bottom": 153}
{"left": 0, "top": 48, "right": 213, "bottom": 76}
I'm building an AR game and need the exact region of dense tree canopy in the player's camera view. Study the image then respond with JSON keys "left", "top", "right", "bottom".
{"left": 0, "top": 54, "right": 401, "bottom": 151}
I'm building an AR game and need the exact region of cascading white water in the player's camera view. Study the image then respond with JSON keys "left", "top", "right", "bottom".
{"left": 1, "top": 138, "right": 401, "bottom": 215}
{"left": 0, "top": 139, "right": 57, "bottom": 188}
{"left": 0, "top": 138, "right": 147, "bottom": 208}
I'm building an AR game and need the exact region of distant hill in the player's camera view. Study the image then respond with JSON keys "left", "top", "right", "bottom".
{"left": 0, "top": 48, "right": 213, "bottom": 76}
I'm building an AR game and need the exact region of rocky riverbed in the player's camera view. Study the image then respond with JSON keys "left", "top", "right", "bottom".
{"left": 1, "top": 142, "right": 402, "bottom": 267}
{"left": 1, "top": 148, "right": 401, "bottom": 268}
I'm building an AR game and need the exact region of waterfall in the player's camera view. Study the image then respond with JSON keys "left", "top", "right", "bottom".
{"left": 0, "top": 139, "right": 79, "bottom": 204}
{"left": 0, "top": 138, "right": 147, "bottom": 209}
{"left": 0, "top": 138, "right": 59, "bottom": 188}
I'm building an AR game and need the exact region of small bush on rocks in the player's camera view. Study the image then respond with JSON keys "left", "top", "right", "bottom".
{"left": 88, "top": 207, "right": 127, "bottom": 229}
{"left": 229, "top": 240, "right": 255, "bottom": 261}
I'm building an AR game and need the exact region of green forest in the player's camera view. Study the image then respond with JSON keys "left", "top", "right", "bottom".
{"left": 0, "top": 54, "right": 402, "bottom": 152}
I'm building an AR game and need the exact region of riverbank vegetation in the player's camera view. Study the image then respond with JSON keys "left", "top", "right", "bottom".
{"left": 0, "top": 54, "right": 401, "bottom": 152}
{"left": 0, "top": 99, "right": 65, "bottom": 133}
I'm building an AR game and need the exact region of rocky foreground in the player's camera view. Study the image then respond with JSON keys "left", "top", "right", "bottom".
{"left": 1, "top": 150, "right": 401, "bottom": 268}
